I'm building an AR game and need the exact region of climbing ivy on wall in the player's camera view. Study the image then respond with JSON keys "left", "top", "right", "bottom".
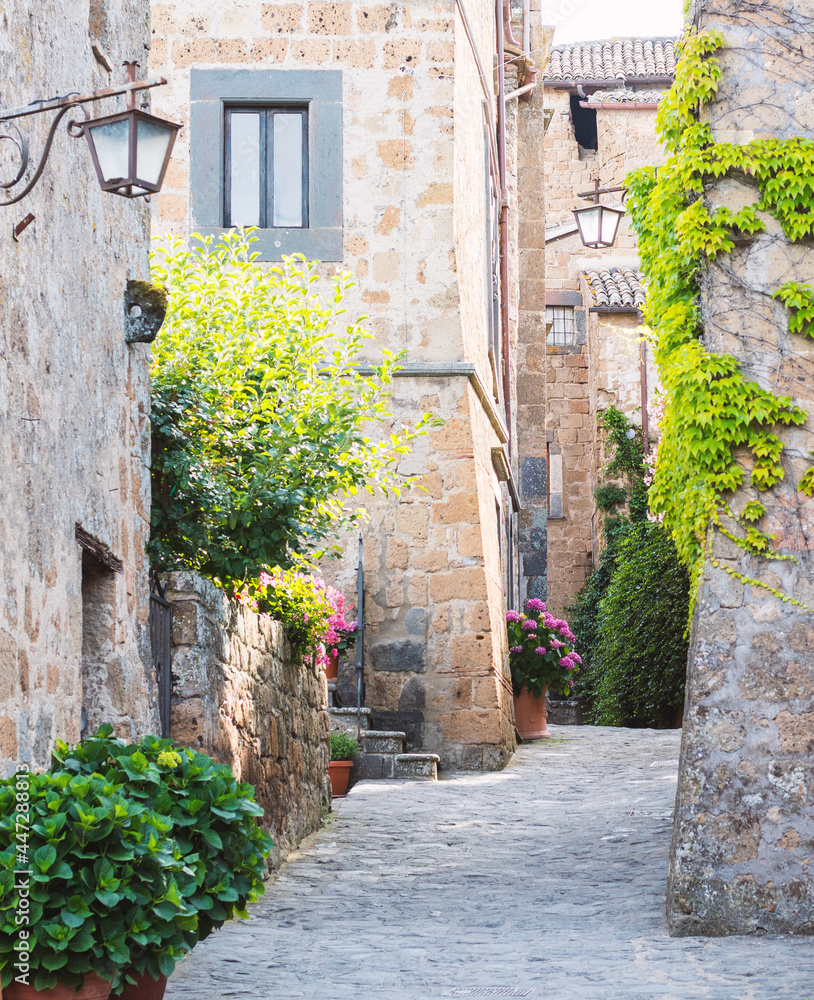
{"left": 626, "top": 28, "right": 814, "bottom": 605}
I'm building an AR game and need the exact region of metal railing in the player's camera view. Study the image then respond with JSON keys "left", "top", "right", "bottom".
{"left": 149, "top": 571, "right": 172, "bottom": 739}
{"left": 352, "top": 534, "right": 367, "bottom": 740}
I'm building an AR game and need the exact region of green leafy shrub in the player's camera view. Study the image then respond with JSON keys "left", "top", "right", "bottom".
{"left": 149, "top": 229, "right": 435, "bottom": 591}
{"left": 590, "top": 522, "right": 691, "bottom": 727}
{"left": 569, "top": 409, "right": 690, "bottom": 726}
{"left": 50, "top": 727, "right": 273, "bottom": 983}
{"left": 506, "top": 600, "right": 580, "bottom": 698}
{"left": 329, "top": 732, "right": 360, "bottom": 761}
{"left": 0, "top": 771, "right": 192, "bottom": 993}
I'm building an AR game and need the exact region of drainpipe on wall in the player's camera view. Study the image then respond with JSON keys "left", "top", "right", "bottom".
{"left": 496, "top": 0, "right": 511, "bottom": 449}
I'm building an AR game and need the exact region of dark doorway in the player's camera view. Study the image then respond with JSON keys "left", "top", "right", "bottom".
{"left": 80, "top": 550, "right": 117, "bottom": 737}
{"left": 570, "top": 93, "right": 598, "bottom": 157}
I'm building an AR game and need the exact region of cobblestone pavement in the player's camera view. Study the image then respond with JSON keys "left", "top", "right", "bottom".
{"left": 165, "top": 726, "right": 813, "bottom": 1000}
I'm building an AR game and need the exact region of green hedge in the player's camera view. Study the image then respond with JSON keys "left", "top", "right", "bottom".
{"left": 588, "top": 521, "right": 690, "bottom": 727}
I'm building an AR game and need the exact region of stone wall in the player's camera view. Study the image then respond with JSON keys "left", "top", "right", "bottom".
{"left": 0, "top": 0, "right": 158, "bottom": 772}
{"left": 668, "top": 0, "right": 814, "bottom": 936}
{"left": 542, "top": 83, "right": 667, "bottom": 615}
{"left": 146, "top": 0, "right": 550, "bottom": 769}
{"left": 165, "top": 572, "right": 331, "bottom": 865}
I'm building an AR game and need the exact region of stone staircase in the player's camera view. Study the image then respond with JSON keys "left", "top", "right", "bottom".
{"left": 328, "top": 698, "right": 439, "bottom": 783}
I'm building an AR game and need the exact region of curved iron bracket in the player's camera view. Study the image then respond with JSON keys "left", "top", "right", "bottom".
{"left": 0, "top": 70, "right": 167, "bottom": 207}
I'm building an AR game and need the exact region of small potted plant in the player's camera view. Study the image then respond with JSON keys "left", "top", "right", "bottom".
{"left": 328, "top": 732, "right": 359, "bottom": 798}
{"left": 0, "top": 770, "right": 191, "bottom": 1000}
{"left": 50, "top": 727, "right": 273, "bottom": 1000}
{"left": 506, "top": 598, "right": 581, "bottom": 739}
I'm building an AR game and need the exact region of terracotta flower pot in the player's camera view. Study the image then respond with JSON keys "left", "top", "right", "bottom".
{"left": 513, "top": 686, "right": 551, "bottom": 740}
{"left": 118, "top": 973, "right": 168, "bottom": 1000}
{"left": 4, "top": 974, "right": 112, "bottom": 1000}
{"left": 328, "top": 760, "right": 353, "bottom": 797}
{"left": 324, "top": 651, "right": 339, "bottom": 680}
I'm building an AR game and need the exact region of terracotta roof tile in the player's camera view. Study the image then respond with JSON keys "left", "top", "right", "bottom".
{"left": 545, "top": 37, "right": 677, "bottom": 83}
{"left": 582, "top": 267, "right": 646, "bottom": 309}
{"left": 588, "top": 87, "right": 668, "bottom": 104}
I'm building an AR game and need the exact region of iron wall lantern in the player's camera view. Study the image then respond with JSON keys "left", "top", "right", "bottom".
{"left": 82, "top": 63, "right": 180, "bottom": 198}
{"left": 0, "top": 62, "right": 179, "bottom": 208}
{"left": 573, "top": 179, "right": 626, "bottom": 250}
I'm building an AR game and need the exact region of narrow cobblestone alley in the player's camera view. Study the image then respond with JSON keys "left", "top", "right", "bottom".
{"left": 165, "top": 727, "right": 812, "bottom": 1000}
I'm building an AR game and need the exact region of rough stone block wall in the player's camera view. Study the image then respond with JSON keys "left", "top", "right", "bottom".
{"left": 0, "top": 0, "right": 156, "bottom": 773}
{"left": 669, "top": 0, "right": 814, "bottom": 936}
{"left": 165, "top": 572, "right": 331, "bottom": 866}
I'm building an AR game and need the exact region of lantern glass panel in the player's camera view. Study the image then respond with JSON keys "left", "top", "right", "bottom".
{"left": 137, "top": 117, "right": 175, "bottom": 187}
{"left": 90, "top": 118, "right": 131, "bottom": 185}
{"left": 576, "top": 204, "right": 601, "bottom": 247}
{"left": 600, "top": 206, "right": 623, "bottom": 246}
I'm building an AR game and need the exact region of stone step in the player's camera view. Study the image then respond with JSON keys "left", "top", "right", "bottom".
{"left": 329, "top": 707, "right": 371, "bottom": 734}
{"left": 361, "top": 730, "right": 406, "bottom": 754}
{"left": 394, "top": 753, "right": 439, "bottom": 781}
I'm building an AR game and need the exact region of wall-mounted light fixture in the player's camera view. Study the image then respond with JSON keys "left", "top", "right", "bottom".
{"left": 573, "top": 179, "right": 626, "bottom": 249}
{"left": 0, "top": 62, "right": 180, "bottom": 208}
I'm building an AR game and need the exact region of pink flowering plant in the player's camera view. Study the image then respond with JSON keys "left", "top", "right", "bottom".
{"left": 506, "top": 599, "right": 581, "bottom": 698}
{"left": 239, "top": 569, "right": 355, "bottom": 667}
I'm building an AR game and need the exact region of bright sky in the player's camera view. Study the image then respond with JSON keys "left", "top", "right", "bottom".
{"left": 543, "top": 0, "right": 684, "bottom": 44}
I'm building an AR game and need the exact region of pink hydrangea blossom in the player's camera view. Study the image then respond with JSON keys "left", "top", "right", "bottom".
{"left": 521, "top": 620, "right": 537, "bottom": 631}
{"left": 534, "top": 646, "right": 547, "bottom": 656}
{"left": 526, "top": 598, "right": 547, "bottom": 613}
{"left": 509, "top": 645, "right": 523, "bottom": 653}
{"left": 506, "top": 610, "right": 523, "bottom": 622}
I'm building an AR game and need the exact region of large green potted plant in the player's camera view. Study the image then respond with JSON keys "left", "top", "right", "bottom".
{"left": 0, "top": 771, "right": 193, "bottom": 1000}
{"left": 50, "top": 727, "right": 273, "bottom": 1000}
{"left": 327, "top": 732, "right": 359, "bottom": 798}
{"left": 506, "top": 599, "right": 581, "bottom": 739}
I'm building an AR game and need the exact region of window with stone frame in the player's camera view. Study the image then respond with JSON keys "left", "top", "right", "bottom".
{"left": 546, "top": 305, "right": 576, "bottom": 346}
{"left": 190, "top": 69, "right": 342, "bottom": 261}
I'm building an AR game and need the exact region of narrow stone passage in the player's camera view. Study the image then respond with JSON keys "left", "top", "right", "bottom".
{"left": 165, "top": 727, "right": 811, "bottom": 1000}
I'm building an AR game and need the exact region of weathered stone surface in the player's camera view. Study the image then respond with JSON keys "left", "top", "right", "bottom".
{"left": 370, "top": 708, "right": 423, "bottom": 750}
{"left": 393, "top": 752, "right": 438, "bottom": 779}
{"left": 361, "top": 730, "right": 405, "bottom": 754}
{"left": 669, "top": 0, "right": 814, "bottom": 937}
{"left": 0, "top": 0, "right": 156, "bottom": 772}
{"left": 165, "top": 572, "right": 331, "bottom": 867}
{"left": 370, "top": 640, "right": 425, "bottom": 673}
{"left": 162, "top": 727, "right": 813, "bottom": 1000}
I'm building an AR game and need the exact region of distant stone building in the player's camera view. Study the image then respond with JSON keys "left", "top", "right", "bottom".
{"left": 0, "top": 1, "right": 159, "bottom": 771}
{"left": 148, "top": 0, "right": 552, "bottom": 770}
{"left": 541, "top": 38, "right": 675, "bottom": 615}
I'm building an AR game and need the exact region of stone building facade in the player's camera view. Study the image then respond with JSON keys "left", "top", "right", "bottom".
{"left": 669, "top": 0, "right": 814, "bottom": 936}
{"left": 147, "top": 0, "right": 551, "bottom": 770}
{"left": 0, "top": 1, "right": 160, "bottom": 772}
{"left": 541, "top": 38, "right": 674, "bottom": 615}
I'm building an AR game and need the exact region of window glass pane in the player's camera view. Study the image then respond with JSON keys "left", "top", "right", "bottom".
{"left": 546, "top": 306, "right": 576, "bottom": 346}
{"left": 273, "top": 113, "right": 303, "bottom": 228}
{"left": 230, "top": 113, "right": 261, "bottom": 227}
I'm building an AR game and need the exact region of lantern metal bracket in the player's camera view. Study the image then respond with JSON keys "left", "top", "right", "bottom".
{"left": 0, "top": 68, "right": 167, "bottom": 207}
{"left": 577, "top": 179, "right": 628, "bottom": 204}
